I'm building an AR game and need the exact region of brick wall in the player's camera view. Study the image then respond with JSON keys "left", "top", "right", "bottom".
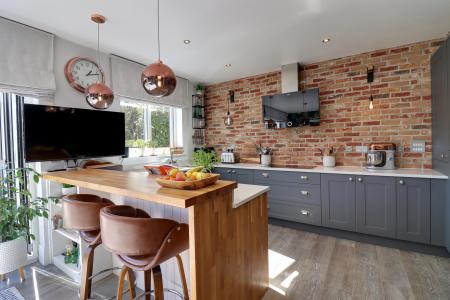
{"left": 205, "top": 39, "right": 443, "bottom": 168}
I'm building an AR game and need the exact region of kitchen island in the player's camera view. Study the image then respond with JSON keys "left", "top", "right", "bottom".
{"left": 44, "top": 168, "right": 269, "bottom": 300}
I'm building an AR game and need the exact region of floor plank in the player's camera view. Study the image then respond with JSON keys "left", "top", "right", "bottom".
{"left": 264, "top": 224, "right": 450, "bottom": 300}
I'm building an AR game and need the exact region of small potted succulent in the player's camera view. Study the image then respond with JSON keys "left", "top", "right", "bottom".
{"left": 0, "top": 165, "right": 57, "bottom": 276}
{"left": 196, "top": 84, "right": 205, "bottom": 96}
{"left": 256, "top": 144, "right": 273, "bottom": 167}
{"left": 61, "top": 183, "right": 77, "bottom": 196}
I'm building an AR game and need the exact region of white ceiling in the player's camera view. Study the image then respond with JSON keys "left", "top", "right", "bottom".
{"left": 1, "top": 0, "right": 450, "bottom": 84}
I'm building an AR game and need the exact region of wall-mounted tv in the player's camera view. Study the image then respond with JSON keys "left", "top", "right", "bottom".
{"left": 23, "top": 104, "right": 125, "bottom": 162}
{"left": 262, "top": 88, "right": 320, "bottom": 129}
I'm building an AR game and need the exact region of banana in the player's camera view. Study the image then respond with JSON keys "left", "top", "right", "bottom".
{"left": 186, "top": 166, "right": 204, "bottom": 177}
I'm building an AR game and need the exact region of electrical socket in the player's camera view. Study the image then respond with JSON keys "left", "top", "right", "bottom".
{"left": 397, "top": 146, "right": 404, "bottom": 153}
{"left": 356, "top": 146, "right": 368, "bottom": 153}
{"left": 344, "top": 146, "right": 353, "bottom": 152}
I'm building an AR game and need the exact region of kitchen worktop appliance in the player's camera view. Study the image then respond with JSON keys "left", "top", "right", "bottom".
{"left": 366, "top": 143, "right": 396, "bottom": 170}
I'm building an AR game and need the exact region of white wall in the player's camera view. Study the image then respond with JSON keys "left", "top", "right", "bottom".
{"left": 53, "top": 37, "right": 120, "bottom": 111}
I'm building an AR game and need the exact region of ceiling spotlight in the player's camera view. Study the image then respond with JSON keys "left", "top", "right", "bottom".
{"left": 183, "top": 39, "right": 191, "bottom": 44}
{"left": 225, "top": 63, "right": 232, "bottom": 67}
{"left": 322, "top": 38, "right": 331, "bottom": 43}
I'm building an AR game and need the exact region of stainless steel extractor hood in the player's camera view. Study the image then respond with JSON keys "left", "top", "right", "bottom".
{"left": 281, "top": 63, "right": 301, "bottom": 93}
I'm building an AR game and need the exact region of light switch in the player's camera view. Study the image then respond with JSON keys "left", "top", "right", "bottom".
{"left": 411, "top": 140, "right": 425, "bottom": 153}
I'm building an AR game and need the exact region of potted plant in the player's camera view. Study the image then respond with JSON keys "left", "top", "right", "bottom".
{"left": 126, "top": 139, "right": 146, "bottom": 157}
{"left": 319, "top": 147, "right": 336, "bottom": 167}
{"left": 196, "top": 84, "right": 204, "bottom": 96}
{"left": 61, "top": 183, "right": 77, "bottom": 196}
{"left": 192, "top": 148, "right": 219, "bottom": 172}
{"left": 144, "top": 140, "right": 158, "bottom": 156}
{"left": 0, "top": 165, "right": 57, "bottom": 276}
{"left": 256, "top": 144, "right": 273, "bottom": 167}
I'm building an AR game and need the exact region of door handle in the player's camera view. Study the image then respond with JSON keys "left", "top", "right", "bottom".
{"left": 227, "top": 170, "right": 232, "bottom": 174}
{"left": 357, "top": 177, "right": 363, "bottom": 182}
{"left": 398, "top": 180, "right": 405, "bottom": 185}
{"left": 349, "top": 177, "right": 353, "bottom": 182}
{"left": 301, "top": 190, "right": 309, "bottom": 196}
{"left": 231, "top": 170, "right": 236, "bottom": 174}
{"left": 300, "top": 175, "right": 309, "bottom": 180}
{"left": 300, "top": 209, "right": 311, "bottom": 216}
{"left": 261, "top": 173, "right": 269, "bottom": 178}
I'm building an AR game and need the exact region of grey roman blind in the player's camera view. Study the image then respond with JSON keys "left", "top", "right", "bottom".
{"left": 110, "top": 55, "right": 189, "bottom": 107}
{"left": 0, "top": 17, "right": 56, "bottom": 99}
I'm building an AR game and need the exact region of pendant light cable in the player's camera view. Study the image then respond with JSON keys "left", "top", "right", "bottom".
{"left": 157, "top": 0, "right": 161, "bottom": 61}
{"left": 97, "top": 22, "right": 100, "bottom": 82}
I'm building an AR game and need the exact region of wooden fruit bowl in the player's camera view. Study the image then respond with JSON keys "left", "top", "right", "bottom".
{"left": 155, "top": 174, "right": 220, "bottom": 190}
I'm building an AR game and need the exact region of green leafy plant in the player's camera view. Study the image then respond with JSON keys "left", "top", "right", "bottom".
{"left": 62, "top": 183, "right": 74, "bottom": 188}
{"left": 145, "top": 140, "right": 158, "bottom": 148}
{"left": 196, "top": 84, "right": 204, "bottom": 92}
{"left": 133, "top": 139, "right": 146, "bottom": 148}
{"left": 192, "top": 149, "right": 219, "bottom": 172}
{"left": 0, "top": 166, "right": 58, "bottom": 242}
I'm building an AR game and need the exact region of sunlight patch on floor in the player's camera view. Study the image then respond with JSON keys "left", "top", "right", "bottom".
{"left": 280, "top": 270, "right": 299, "bottom": 288}
{"left": 268, "top": 249, "right": 296, "bottom": 279}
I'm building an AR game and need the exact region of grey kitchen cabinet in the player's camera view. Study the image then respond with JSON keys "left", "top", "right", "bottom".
{"left": 213, "top": 167, "right": 254, "bottom": 184}
{"left": 396, "top": 178, "right": 431, "bottom": 243}
{"left": 431, "top": 179, "right": 446, "bottom": 246}
{"left": 321, "top": 174, "right": 356, "bottom": 231}
{"left": 431, "top": 41, "right": 449, "bottom": 163}
{"left": 268, "top": 199, "right": 321, "bottom": 225}
{"left": 356, "top": 176, "right": 396, "bottom": 238}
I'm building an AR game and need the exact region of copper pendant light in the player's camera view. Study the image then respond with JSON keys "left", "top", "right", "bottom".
{"left": 141, "top": 0, "right": 176, "bottom": 97}
{"left": 85, "top": 14, "right": 114, "bottom": 109}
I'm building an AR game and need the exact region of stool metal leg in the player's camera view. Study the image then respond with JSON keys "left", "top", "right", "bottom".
{"left": 175, "top": 255, "right": 189, "bottom": 300}
{"left": 152, "top": 266, "right": 164, "bottom": 300}
{"left": 80, "top": 243, "right": 98, "bottom": 300}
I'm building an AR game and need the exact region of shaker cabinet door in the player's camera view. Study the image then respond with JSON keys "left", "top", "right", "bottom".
{"left": 321, "top": 174, "right": 356, "bottom": 231}
{"left": 232, "top": 169, "right": 254, "bottom": 184}
{"left": 356, "top": 176, "right": 396, "bottom": 238}
{"left": 397, "top": 178, "right": 430, "bottom": 244}
{"left": 431, "top": 43, "right": 449, "bottom": 162}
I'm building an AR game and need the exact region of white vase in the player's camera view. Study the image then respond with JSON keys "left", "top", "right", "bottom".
{"left": 62, "top": 186, "right": 77, "bottom": 196}
{"left": 323, "top": 155, "right": 336, "bottom": 167}
{"left": 0, "top": 237, "right": 28, "bottom": 274}
{"left": 261, "top": 155, "right": 272, "bottom": 167}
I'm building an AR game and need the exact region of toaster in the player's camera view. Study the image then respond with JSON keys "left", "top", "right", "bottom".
{"left": 221, "top": 152, "right": 236, "bottom": 164}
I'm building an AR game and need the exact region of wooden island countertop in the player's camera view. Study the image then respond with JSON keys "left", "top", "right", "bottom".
{"left": 44, "top": 168, "right": 269, "bottom": 300}
{"left": 43, "top": 168, "right": 237, "bottom": 208}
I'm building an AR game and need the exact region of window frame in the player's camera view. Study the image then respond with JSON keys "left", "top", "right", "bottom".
{"left": 120, "top": 98, "right": 183, "bottom": 152}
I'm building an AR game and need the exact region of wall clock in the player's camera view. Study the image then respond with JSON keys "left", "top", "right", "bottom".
{"left": 64, "top": 57, "right": 105, "bottom": 93}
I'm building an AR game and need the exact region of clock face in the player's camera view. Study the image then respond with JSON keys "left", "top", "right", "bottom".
{"left": 65, "top": 57, "right": 105, "bottom": 92}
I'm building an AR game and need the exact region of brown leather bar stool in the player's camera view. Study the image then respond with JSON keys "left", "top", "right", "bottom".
{"left": 100, "top": 205, "right": 190, "bottom": 300}
{"left": 62, "top": 194, "right": 134, "bottom": 300}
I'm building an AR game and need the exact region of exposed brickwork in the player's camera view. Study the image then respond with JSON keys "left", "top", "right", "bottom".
{"left": 205, "top": 39, "right": 443, "bottom": 168}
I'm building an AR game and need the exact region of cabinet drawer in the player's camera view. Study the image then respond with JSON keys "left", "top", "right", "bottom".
{"left": 269, "top": 200, "right": 321, "bottom": 225}
{"left": 269, "top": 184, "right": 320, "bottom": 205}
{"left": 254, "top": 170, "right": 320, "bottom": 185}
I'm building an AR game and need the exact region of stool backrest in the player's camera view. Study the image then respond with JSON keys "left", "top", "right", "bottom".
{"left": 63, "top": 194, "right": 113, "bottom": 231}
{"left": 100, "top": 205, "right": 179, "bottom": 256}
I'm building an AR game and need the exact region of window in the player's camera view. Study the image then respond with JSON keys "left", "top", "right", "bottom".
{"left": 121, "top": 99, "right": 183, "bottom": 157}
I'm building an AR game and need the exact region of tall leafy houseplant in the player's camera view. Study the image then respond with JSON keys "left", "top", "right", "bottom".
{"left": 0, "top": 164, "right": 57, "bottom": 274}
{"left": 192, "top": 149, "right": 219, "bottom": 172}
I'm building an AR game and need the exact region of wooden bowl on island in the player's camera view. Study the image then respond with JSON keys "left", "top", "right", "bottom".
{"left": 156, "top": 173, "right": 220, "bottom": 190}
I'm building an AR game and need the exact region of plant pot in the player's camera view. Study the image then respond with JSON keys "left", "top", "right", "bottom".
{"left": 196, "top": 90, "right": 204, "bottom": 96}
{"left": 261, "top": 154, "right": 272, "bottom": 167}
{"left": 129, "top": 147, "right": 145, "bottom": 157}
{"left": 61, "top": 186, "right": 77, "bottom": 196}
{"left": 0, "top": 237, "right": 28, "bottom": 274}
{"left": 323, "top": 155, "right": 336, "bottom": 167}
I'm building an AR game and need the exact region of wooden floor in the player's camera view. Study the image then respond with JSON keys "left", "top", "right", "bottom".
{"left": 2, "top": 224, "right": 449, "bottom": 300}
{"left": 263, "top": 224, "right": 450, "bottom": 300}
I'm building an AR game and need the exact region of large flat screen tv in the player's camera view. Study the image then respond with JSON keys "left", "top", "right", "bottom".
{"left": 262, "top": 88, "right": 320, "bottom": 129}
{"left": 23, "top": 104, "right": 125, "bottom": 162}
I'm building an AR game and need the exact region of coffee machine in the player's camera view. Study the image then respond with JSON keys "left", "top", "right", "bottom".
{"left": 366, "top": 143, "right": 396, "bottom": 170}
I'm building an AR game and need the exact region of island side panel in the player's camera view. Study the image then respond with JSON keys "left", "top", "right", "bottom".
{"left": 188, "top": 189, "right": 269, "bottom": 300}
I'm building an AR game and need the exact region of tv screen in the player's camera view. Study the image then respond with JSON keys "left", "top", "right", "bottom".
{"left": 23, "top": 104, "right": 125, "bottom": 162}
{"left": 262, "top": 88, "right": 320, "bottom": 129}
